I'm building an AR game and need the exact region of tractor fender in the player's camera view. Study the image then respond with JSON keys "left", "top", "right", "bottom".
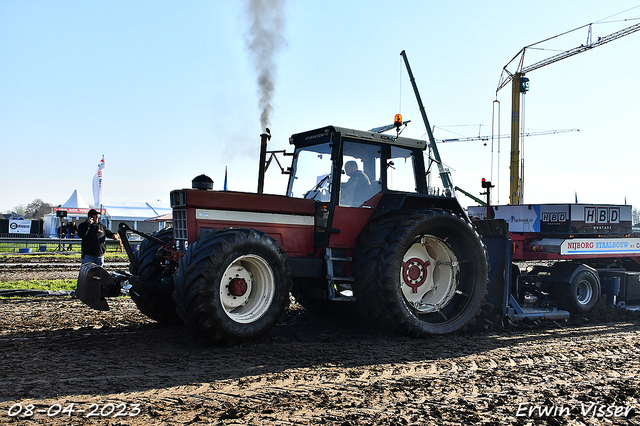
{"left": 370, "top": 193, "right": 466, "bottom": 221}
{"left": 550, "top": 262, "right": 598, "bottom": 284}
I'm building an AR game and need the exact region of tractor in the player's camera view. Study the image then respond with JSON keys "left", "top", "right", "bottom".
{"left": 77, "top": 125, "right": 489, "bottom": 343}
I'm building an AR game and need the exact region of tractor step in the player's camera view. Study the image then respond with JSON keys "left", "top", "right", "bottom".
{"left": 326, "top": 275, "right": 354, "bottom": 282}
{"left": 325, "top": 248, "right": 355, "bottom": 301}
{"left": 324, "top": 255, "right": 352, "bottom": 261}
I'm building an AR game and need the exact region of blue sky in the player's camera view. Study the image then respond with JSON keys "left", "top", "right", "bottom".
{"left": 1, "top": 1, "right": 639, "bottom": 213}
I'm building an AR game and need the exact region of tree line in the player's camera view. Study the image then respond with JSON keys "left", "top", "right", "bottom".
{"left": 3, "top": 199, "right": 53, "bottom": 219}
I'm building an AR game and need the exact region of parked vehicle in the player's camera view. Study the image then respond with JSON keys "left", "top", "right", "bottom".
{"left": 470, "top": 202, "right": 640, "bottom": 323}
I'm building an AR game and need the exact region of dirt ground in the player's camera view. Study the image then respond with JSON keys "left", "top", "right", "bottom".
{"left": 1, "top": 255, "right": 640, "bottom": 425}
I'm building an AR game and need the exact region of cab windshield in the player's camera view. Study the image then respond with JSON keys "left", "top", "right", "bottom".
{"left": 287, "top": 142, "right": 332, "bottom": 201}
{"left": 287, "top": 140, "right": 418, "bottom": 205}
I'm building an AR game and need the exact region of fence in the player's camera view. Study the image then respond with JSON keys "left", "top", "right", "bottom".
{"left": 0, "top": 237, "right": 129, "bottom": 254}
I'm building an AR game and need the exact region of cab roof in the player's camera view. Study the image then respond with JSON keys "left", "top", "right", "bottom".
{"left": 289, "top": 125, "right": 427, "bottom": 150}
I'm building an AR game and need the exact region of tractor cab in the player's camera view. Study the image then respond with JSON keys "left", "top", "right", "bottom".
{"left": 287, "top": 125, "right": 429, "bottom": 208}
{"left": 283, "top": 125, "right": 464, "bottom": 254}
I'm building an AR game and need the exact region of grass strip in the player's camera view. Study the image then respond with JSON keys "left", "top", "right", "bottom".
{"left": 0, "top": 279, "right": 76, "bottom": 291}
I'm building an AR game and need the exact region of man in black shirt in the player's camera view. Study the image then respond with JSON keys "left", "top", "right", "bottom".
{"left": 77, "top": 209, "right": 119, "bottom": 266}
{"left": 66, "top": 221, "right": 77, "bottom": 251}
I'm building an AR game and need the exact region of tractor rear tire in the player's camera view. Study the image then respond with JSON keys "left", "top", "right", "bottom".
{"left": 555, "top": 270, "right": 600, "bottom": 313}
{"left": 129, "top": 227, "right": 181, "bottom": 325}
{"left": 354, "top": 209, "right": 488, "bottom": 336}
{"left": 173, "top": 228, "right": 292, "bottom": 344}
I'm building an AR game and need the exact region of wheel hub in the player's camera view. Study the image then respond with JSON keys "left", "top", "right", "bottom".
{"left": 400, "top": 235, "right": 459, "bottom": 314}
{"left": 576, "top": 280, "right": 593, "bottom": 305}
{"left": 229, "top": 278, "right": 248, "bottom": 297}
{"left": 219, "top": 254, "right": 276, "bottom": 323}
{"left": 402, "top": 257, "right": 430, "bottom": 293}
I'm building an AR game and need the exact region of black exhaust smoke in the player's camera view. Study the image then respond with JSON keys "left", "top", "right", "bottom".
{"left": 244, "top": 0, "right": 286, "bottom": 130}
{"left": 244, "top": 0, "right": 285, "bottom": 193}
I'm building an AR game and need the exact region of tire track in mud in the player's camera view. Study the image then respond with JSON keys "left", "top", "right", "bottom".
{"left": 1, "top": 298, "right": 640, "bottom": 425}
{"left": 2, "top": 258, "right": 639, "bottom": 424}
{"left": 31, "top": 323, "right": 635, "bottom": 425}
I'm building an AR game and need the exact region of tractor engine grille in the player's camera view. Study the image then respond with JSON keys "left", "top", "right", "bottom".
{"left": 173, "top": 209, "right": 187, "bottom": 250}
{"left": 170, "top": 190, "right": 186, "bottom": 207}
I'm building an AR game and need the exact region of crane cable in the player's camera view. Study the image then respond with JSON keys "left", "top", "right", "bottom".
{"left": 491, "top": 100, "right": 500, "bottom": 204}
{"left": 596, "top": 5, "right": 640, "bottom": 23}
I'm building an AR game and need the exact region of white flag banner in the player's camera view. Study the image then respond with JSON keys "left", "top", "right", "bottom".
{"left": 92, "top": 156, "right": 105, "bottom": 207}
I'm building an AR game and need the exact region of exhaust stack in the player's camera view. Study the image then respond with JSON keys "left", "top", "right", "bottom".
{"left": 257, "top": 128, "right": 271, "bottom": 193}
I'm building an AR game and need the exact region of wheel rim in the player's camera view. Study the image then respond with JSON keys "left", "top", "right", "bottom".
{"left": 220, "top": 254, "right": 276, "bottom": 323}
{"left": 399, "top": 235, "right": 460, "bottom": 314}
{"left": 576, "top": 279, "right": 593, "bottom": 305}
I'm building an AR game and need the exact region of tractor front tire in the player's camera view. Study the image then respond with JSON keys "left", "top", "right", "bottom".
{"left": 354, "top": 209, "right": 488, "bottom": 336}
{"left": 129, "top": 227, "right": 181, "bottom": 324}
{"left": 173, "top": 228, "right": 292, "bottom": 344}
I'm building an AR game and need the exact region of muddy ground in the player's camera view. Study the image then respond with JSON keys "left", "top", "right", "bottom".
{"left": 1, "top": 254, "right": 640, "bottom": 425}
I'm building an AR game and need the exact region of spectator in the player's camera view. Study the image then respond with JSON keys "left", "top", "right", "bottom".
{"left": 57, "top": 222, "right": 67, "bottom": 238}
{"left": 67, "top": 221, "right": 77, "bottom": 238}
{"left": 67, "top": 221, "right": 77, "bottom": 251}
{"left": 77, "top": 209, "right": 119, "bottom": 266}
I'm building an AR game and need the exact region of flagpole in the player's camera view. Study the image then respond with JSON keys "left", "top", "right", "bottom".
{"left": 93, "top": 155, "right": 105, "bottom": 224}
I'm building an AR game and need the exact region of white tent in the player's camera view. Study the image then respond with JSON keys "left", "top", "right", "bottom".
{"left": 62, "top": 190, "right": 90, "bottom": 210}
{"left": 44, "top": 189, "right": 92, "bottom": 237}
{"left": 43, "top": 215, "right": 59, "bottom": 238}
{"left": 44, "top": 191, "right": 172, "bottom": 237}
{"left": 102, "top": 201, "right": 172, "bottom": 234}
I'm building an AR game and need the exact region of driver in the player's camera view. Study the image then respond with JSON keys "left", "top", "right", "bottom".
{"left": 341, "top": 161, "right": 371, "bottom": 206}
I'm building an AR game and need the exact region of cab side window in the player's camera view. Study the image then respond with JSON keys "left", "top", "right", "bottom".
{"left": 387, "top": 146, "right": 417, "bottom": 193}
{"left": 339, "top": 142, "right": 381, "bottom": 207}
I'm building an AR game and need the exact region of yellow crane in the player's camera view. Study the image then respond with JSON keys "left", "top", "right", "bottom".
{"left": 496, "top": 19, "right": 640, "bottom": 205}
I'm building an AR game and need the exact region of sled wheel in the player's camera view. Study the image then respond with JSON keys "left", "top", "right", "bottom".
{"left": 354, "top": 209, "right": 488, "bottom": 336}
{"left": 129, "top": 227, "right": 181, "bottom": 324}
{"left": 556, "top": 270, "right": 600, "bottom": 313}
{"left": 173, "top": 228, "right": 292, "bottom": 344}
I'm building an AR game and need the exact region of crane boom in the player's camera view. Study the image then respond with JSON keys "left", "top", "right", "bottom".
{"left": 437, "top": 128, "right": 579, "bottom": 143}
{"left": 496, "top": 19, "right": 640, "bottom": 205}
{"left": 497, "top": 22, "right": 640, "bottom": 92}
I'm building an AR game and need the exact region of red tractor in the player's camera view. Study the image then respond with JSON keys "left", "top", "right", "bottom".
{"left": 77, "top": 125, "right": 489, "bottom": 343}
